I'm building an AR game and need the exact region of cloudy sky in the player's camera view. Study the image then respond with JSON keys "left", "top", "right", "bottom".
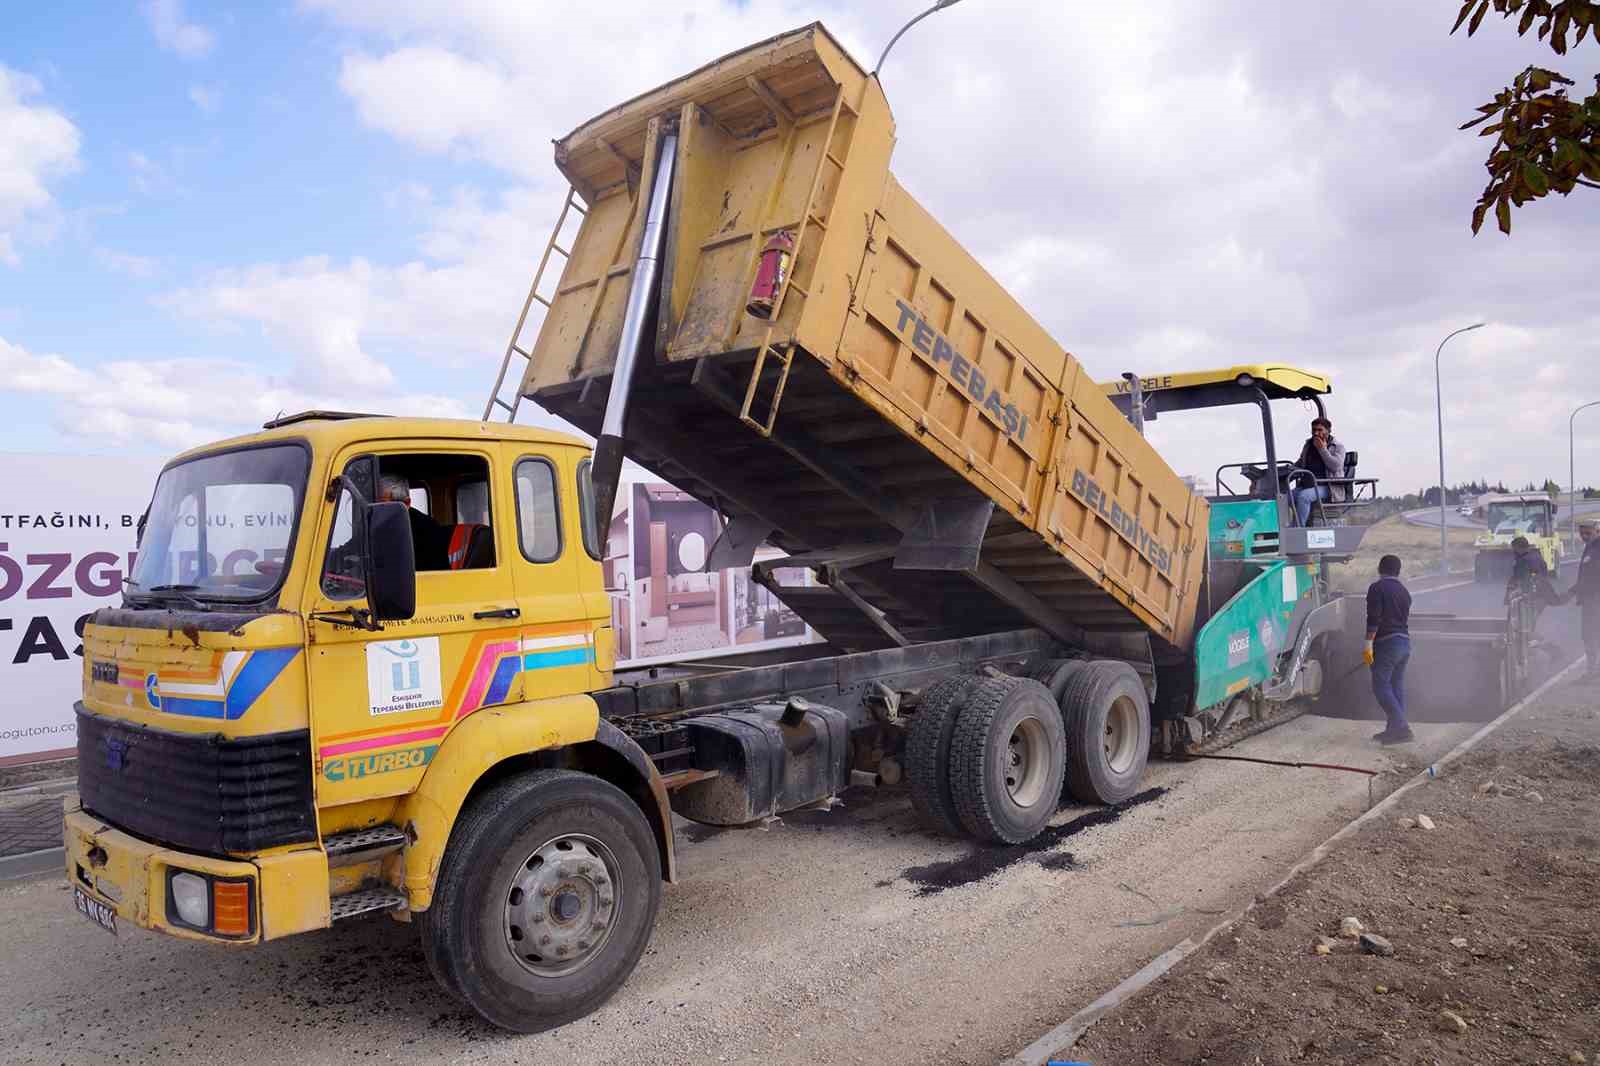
{"left": 3, "top": 1, "right": 1597, "bottom": 496}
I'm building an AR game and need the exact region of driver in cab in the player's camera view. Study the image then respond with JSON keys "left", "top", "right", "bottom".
{"left": 378, "top": 475, "right": 449, "bottom": 570}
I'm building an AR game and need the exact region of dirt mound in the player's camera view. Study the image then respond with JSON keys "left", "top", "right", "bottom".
{"left": 1072, "top": 730, "right": 1600, "bottom": 1064}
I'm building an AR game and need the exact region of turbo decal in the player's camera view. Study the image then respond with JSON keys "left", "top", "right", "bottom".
{"left": 323, "top": 743, "right": 438, "bottom": 782}
{"left": 1067, "top": 469, "right": 1176, "bottom": 576}
{"left": 891, "top": 299, "right": 1032, "bottom": 443}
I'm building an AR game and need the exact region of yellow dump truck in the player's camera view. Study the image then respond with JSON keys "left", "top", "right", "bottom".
{"left": 1471, "top": 492, "right": 1561, "bottom": 582}
{"left": 72, "top": 24, "right": 1530, "bottom": 1035}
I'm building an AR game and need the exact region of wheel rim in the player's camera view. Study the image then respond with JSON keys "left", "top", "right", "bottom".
{"left": 1104, "top": 695, "right": 1140, "bottom": 775}
{"left": 1005, "top": 715, "right": 1051, "bottom": 808}
{"left": 503, "top": 833, "right": 620, "bottom": 977}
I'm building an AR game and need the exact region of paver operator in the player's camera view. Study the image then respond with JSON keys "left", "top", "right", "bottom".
{"left": 1293, "top": 417, "right": 1347, "bottom": 527}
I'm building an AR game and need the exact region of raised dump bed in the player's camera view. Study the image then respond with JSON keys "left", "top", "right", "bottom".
{"left": 510, "top": 23, "right": 1207, "bottom": 657}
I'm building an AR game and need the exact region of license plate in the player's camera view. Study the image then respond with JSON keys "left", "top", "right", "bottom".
{"left": 73, "top": 885, "right": 118, "bottom": 936}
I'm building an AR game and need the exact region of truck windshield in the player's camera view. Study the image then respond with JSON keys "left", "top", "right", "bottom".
{"left": 1485, "top": 502, "right": 1550, "bottom": 536}
{"left": 127, "top": 443, "right": 309, "bottom": 605}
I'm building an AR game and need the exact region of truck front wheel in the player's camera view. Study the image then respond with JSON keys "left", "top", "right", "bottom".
{"left": 418, "top": 769, "right": 662, "bottom": 1033}
{"left": 1060, "top": 661, "right": 1151, "bottom": 805}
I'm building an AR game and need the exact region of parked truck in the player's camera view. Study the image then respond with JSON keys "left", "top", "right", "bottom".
{"left": 67, "top": 24, "right": 1526, "bottom": 1035}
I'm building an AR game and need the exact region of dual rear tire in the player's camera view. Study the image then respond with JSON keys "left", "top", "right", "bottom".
{"left": 906, "top": 660, "right": 1151, "bottom": 844}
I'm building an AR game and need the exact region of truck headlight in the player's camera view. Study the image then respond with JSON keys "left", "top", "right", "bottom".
{"left": 169, "top": 872, "right": 209, "bottom": 928}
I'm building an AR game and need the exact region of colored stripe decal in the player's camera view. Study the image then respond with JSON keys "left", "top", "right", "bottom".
{"left": 159, "top": 695, "right": 227, "bottom": 719}
{"left": 482, "top": 656, "right": 522, "bottom": 708}
{"left": 224, "top": 648, "right": 299, "bottom": 720}
{"left": 151, "top": 648, "right": 299, "bottom": 720}
{"left": 317, "top": 625, "right": 596, "bottom": 754}
{"left": 522, "top": 647, "right": 592, "bottom": 670}
{"left": 320, "top": 725, "right": 449, "bottom": 758}
{"left": 459, "top": 639, "right": 519, "bottom": 715}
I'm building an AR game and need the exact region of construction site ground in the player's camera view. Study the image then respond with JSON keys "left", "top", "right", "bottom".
{"left": 0, "top": 574, "right": 1590, "bottom": 1065}
{"left": 1070, "top": 681, "right": 1600, "bottom": 1066}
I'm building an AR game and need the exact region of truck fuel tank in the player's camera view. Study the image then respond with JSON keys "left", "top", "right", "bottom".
{"left": 671, "top": 698, "right": 851, "bottom": 826}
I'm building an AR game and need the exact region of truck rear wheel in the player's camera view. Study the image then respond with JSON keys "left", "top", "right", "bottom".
{"left": 906, "top": 675, "right": 978, "bottom": 836}
{"left": 1060, "top": 661, "right": 1151, "bottom": 805}
{"left": 949, "top": 676, "right": 1066, "bottom": 844}
{"left": 417, "top": 769, "right": 661, "bottom": 1033}
{"left": 1030, "top": 657, "right": 1087, "bottom": 705}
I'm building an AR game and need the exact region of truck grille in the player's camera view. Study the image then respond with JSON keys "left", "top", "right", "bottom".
{"left": 75, "top": 705, "right": 316, "bottom": 855}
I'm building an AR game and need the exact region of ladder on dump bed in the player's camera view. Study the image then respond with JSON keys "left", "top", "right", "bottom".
{"left": 483, "top": 188, "right": 588, "bottom": 423}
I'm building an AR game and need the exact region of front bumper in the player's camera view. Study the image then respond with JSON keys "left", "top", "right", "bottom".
{"left": 64, "top": 808, "right": 330, "bottom": 944}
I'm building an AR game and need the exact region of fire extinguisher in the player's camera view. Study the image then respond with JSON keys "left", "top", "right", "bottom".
{"left": 746, "top": 230, "right": 795, "bottom": 319}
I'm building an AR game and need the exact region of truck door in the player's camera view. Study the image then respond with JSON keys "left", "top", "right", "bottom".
{"left": 501, "top": 443, "right": 606, "bottom": 698}
{"left": 308, "top": 444, "right": 527, "bottom": 804}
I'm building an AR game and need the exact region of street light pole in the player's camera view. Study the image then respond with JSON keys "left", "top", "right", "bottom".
{"left": 1434, "top": 322, "right": 1486, "bottom": 574}
{"left": 1570, "top": 400, "right": 1600, "bottom": 552}
{"left": 874, "top": 0, "right": 965, "bottom": 76}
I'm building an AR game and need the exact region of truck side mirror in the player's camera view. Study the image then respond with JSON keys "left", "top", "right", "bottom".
{"left": 364, "top": 501, "right": 416, "bottom": 621}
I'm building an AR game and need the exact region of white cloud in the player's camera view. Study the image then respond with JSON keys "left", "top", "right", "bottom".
{"left": 163, "top": 183, "right": 556, "bottom": 399}
{"left": 312, "top": 0, "right": 824, "bottom": 179}
{"left": 0, "top": 65, "right": 81, "bottom": 265}
{"left": 141, "top": 0, "right": 215, "bottom": 59}
{"left": 95, "top": 247, "right": 160, "bottom": 279}
{"left": 280, "top": 2, "right": 1600, "bottom": 493}
{"left": 127, "top": 150, "right": 168, "bottom": 195}
{"left": 0, "top": 334, "right": 470, "bottom": 451}
{"left": 187, "top": 84, "right": 221, "bottom": 114}
{"left": 338, "top": 48, "right": 520, "bottom": 166}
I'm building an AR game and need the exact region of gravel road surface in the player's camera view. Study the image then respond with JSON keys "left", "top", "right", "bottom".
{"left": 0, "top": 577, "right": 1573, "bottom": 1065}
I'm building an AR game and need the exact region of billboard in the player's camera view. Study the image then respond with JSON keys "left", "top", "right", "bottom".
{"left": 0, "top": 453, "right": 161, "bottom": 765}
{"left": 606, "top": 478, "right": 815, "bottom": 665}
{"left": 0, "top": 455, "right": 817, "bottom": 765}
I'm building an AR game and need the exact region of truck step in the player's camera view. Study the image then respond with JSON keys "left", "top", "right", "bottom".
{"left": 330, "top": 886, "right": 408, "bottom": 921}
{"left": 324, "top": 824, "right": 407, "bottom": 861}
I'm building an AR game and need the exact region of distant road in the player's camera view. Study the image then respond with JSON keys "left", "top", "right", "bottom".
{"left": 1402, "top": 499, "right": 1600, "bottom": 530}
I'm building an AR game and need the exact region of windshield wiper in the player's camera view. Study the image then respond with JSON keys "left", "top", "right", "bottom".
{"left": 137, "top": 583, "right": 213, "bottom": 612}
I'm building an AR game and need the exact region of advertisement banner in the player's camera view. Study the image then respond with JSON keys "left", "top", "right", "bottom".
{"left": 0, "top": 453, "right": 161, "bottom": 765}
{"left": 607, "top": 474, "right": 817, "bottom": 666}
{"left": 0, "top": 455, "right": 818, "bottom": 766}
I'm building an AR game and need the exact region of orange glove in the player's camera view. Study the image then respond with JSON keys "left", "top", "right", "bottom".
{"left": 1362, "top": 640, "right": 1375, "bottom": 666}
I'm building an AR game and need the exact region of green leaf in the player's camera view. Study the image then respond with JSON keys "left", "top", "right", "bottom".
{"left": 1451, "top": 0, "right": 1479, "bottom": 34}
{"left": 1496, "top": 195, "right": 1513, "bottom": 233}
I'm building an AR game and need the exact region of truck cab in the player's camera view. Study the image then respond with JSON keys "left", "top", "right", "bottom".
{"left": 67, "top": 414, "right": 679, "bottom": 1026}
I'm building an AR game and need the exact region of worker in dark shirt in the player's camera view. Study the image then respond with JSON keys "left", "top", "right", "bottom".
{"left": 1568, "top": 518, "right": 1600, "bottom": 679}
{"left": 1506, "top": 536, "right": 1563, "bottom": 660}
{"left": 1364, "top": 553, "right": 1413, "bottom": 744}
{"left": 1504, "top": 536, "right": 1551, "bottom": 602}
